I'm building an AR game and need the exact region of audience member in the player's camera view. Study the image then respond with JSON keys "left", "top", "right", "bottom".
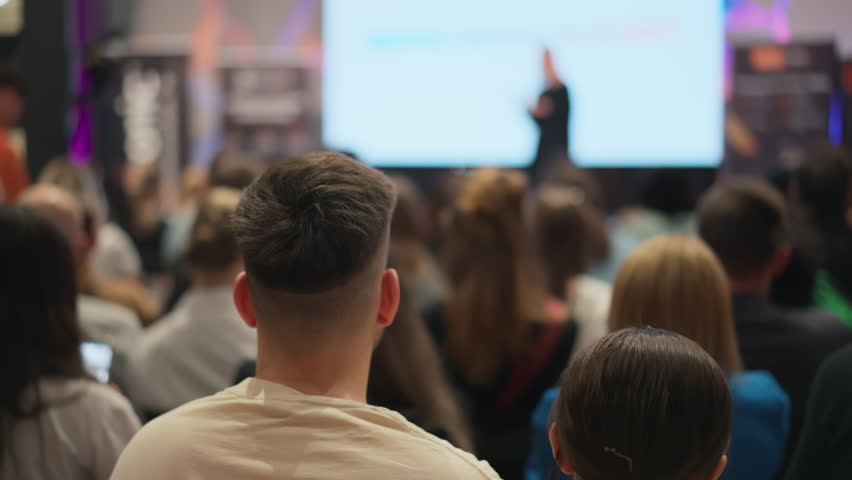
{"left": 37, "top": 157, "right": 144, "bottom": 281}
{"left": 426, "top": 168, "right": 576, "bottom": 480}
{"left": 112, "top": 152, "right": 500, "bottom": 480}
{"left": 698, "top": 179, "right": 852, "bottom": 461}
{"left": 161, "top": 153, "right": 265, "bottom": 310}
{"left": 18, "top": 185, "right": 142, "bottom": 354}
{"left": 0, "top": 205, "right": 140, "bottom": 479}
{"left": 126, "top": 188, "right": 255, "bottom": 416}
{"left": 794, "top": 145, "right": 852, "bottom": 326}
{"left": 0, "top": 71, "right": 27, "bottom": 202}
{"left": 29, "top": 161, "right": 160, "bottom": 326}
{"left": 389, "top": 174, "right": 446, "bottom": 311}
{"left": 534, "top": 184, "right": 612, "bottom": 354}
{"left": 607, "top": 235, "right": 789, "bottom": 480}
{"left": 547, "top": 328, "right": 731, "bottom": 480}
{"left": 784, "top": 345, "right": 852, "bottom": 480}
{"left": 231, "top": 249, "right": 472, "bottom": 450}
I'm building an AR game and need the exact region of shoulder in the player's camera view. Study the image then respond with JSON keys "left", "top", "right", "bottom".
{"left": 41, "top": 378, "right": 140, "bottom": 428}
{"left": 99, "top": 222, "right": 134, "bottom": 247}
{"left": 78, "top": 295, "right": 139, "bottom": 327}
{"left": 729, "top": 371, "right": 791, "bottom": 414}
{"left": 812, "top": 345, "right": 852, "bottom": 393}
{"left": 376, "top": 410, "right": 501, "bottom": 479}
{"left": 532, "top": 387, "right": 559, "bottom": 425}
{"left": 113, "top": 394, "right": 220, "bottom": 474}
{"left": 786, "top": 308, "right": 852, "bottom": 344}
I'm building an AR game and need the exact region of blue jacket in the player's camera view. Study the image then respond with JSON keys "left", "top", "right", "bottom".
{"left": 525, "top": 370, "right": 790, "bottom": 480}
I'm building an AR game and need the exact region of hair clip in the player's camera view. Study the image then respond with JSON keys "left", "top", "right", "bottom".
{"left": 603, "top": 446, "right": 633, "bottom": 473}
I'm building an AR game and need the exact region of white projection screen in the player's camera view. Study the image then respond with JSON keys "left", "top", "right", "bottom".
{"left": 322, "top": 0, "right": 725, "bottom": 168}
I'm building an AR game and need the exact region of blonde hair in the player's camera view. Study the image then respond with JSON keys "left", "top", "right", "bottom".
{"left": 609, "top": 235, "right": 743, "bottom": 373}
{"left": 444, "top": 168, "right": 545, "bottom": 385}
{"left": 187, "top": 188, "right": 241, "bottom": 272}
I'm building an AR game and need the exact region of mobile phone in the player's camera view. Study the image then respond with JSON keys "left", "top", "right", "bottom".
{"left": 81, "top": 341, "right": 114, "bottom": 383}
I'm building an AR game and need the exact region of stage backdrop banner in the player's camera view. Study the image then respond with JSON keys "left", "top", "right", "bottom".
{"left": 221, "top": 65, "right": 312, "bottom": 160}
{"left": 726, "top": 43, "right": 838, "bottom": 175}
{"left": 119, "top": 56, "right": 189, "bottom": 170}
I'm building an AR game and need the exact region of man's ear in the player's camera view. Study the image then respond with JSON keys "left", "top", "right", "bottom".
{"left": 710, "top": 455, "right": 728, "bottom": 480}
{"left": 233, "top": 272, "right": 257, "bottom": 329}
{"left": 769, "top": 245, "right": 791, "bottom": 278}
{"left": 549, "top": 424, "right": 575, "bottom": 475}
{"left": 377, "top": 268, "right": 400, "bottom": 328}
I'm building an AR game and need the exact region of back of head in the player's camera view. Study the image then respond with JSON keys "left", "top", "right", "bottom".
{"left": 444, "top": 168, "right": 543, "bottom": 384}
{"left": 540, "top": 163, "right": 605, "bottom": 210}
{"left": 0, "top": 205, "right": 84, "bottom": 421}
{"left": 17, "top": 184, "right": 85, "bottom": 253}
{"left": 697, "top": 179, "right": 787, "bottom": 279}
{"left": 796, "top": 145, "right": 852, "bottom": 227}
{"left": 38, "top": 157, "right": 105, "bottom": 237}
{"left": 552, "top": 327, "right": 732, "bottom": 480}
{"left": 232, "top": 152, "right": 396, "bottom": 331}
{"left": 535, "top": 184, "right": 609, "bottom": 297}
{"left": 610, "top": 235, "right": 742, "bottom": 373}
{"left": 186, "top": 188, "right": 241, "bottom": 274}
{"left": 210, "top": 149, "right": 264, "bottom": 191}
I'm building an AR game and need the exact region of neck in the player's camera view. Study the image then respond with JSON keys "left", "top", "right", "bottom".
{"left": 254, "top": 328, "right": 373, "bottom": 403}
{"left": 728, "top": 272, "right": 772, "bottom": 297}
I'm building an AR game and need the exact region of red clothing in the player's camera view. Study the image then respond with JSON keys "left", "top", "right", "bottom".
{"left": 0, "top": 131, "right": 27, "bottom": 202}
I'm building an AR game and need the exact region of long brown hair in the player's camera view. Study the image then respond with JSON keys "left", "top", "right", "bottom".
{"left": 443, "top": 168, "right": 544, "bottom": 385}
{"left": 370, "top": 254, "right": 473, "bottom": 451}
{"left": 534, "top": 185, "right": 610, "bottom": 297}
{"left": 609, "top": 235, "right": 743, "bottom": 374}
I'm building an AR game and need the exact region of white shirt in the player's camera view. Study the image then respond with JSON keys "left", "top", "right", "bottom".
{"left": 126, "top": 287, "right": 256, "bottom": 413}
{"left": 570, "top": 275, "right": 612, "bottom": 354}
{"left": 112, "top": 378, "right": 501, "bottom": 480}
{"left": 78, "top": 295, "right": 142, "bottom": 355}
{"left": 2, "top": 378, "right": 140, "bottom": 480}
{"left": 89, "top": 223, "right": 143, "bottom": 281}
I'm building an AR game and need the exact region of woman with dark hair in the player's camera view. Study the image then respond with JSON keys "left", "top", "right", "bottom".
{"left": 0, "top": 205, "right": 140, "bottom": 479}
{"left": 426, "top": 168, "right": 576, "bottom": 480}
{"left": 547, "top": 328, "right": 732, "bottom": 480}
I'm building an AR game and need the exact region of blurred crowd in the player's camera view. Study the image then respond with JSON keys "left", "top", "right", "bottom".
{"left": 2, "top": 61, "right": 852, "bottom": 480}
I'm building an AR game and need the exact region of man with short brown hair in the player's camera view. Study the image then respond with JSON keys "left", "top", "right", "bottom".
{"left": 112, "top": 152, "right": 501, "bottom": 480}
{"left": 698, "top": 178, "right": 852, "bottom": 464}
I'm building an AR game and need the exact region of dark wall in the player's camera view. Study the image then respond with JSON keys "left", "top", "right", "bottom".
{"left": 17, "top": 0, "right": 70, "bottom": 178}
